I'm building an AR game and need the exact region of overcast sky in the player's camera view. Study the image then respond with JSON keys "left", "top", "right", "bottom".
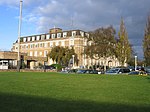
{"left": 0, "top": 0, "right": 150, "bottom": 59}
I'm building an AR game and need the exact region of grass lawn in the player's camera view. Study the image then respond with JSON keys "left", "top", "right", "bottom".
{"left": 0, "top": 72, "right": 150, "bottom": 112}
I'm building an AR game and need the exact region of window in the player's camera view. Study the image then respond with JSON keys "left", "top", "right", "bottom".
{"left": 41, "top": 35, "right": 45, "bottom": 40}
{"left": 44, "top": 43, "right": 48, "bottom": 47}
{"left": 23, "top": 38, "right": 26, "bottom": 42}
{"left": 57, "top": 33, "right": 61, "bottom": 38}
{"left": 63, "top": 32, "right": 67, "bottom": 37}
{"left": 40, "top": 52, "right": 42, "bottom": 56}
{"left": 70, "top": 39, "right": 74, "bottom": 46}
{"left": 52, "top": 34, "right": 55, "bottom": 39}
{"left": 50, "top": 42, "right": 53, "bottom": 47}
{"left": 40, "top": 43, "right": 43, "bottom": 47}
{"left": 46, "top": 34, "right": 50, "bottom": 39}
{"left": 30, "top": 51, "right": 33, "bottom": 56}
{"left": 30, "top": 44, "right": 33, "bottom": 49}
{"left": 44, "top": 51, "right": 48, "bottom": 57}
{"left": 56, "top": 41, "right": 59, "bottom": 46}
{"left": 36, "top": 36, "right": 40, "bottom": 40}
{"left": 62, "top": 41, "right": 65, "bottom": 46}
{"left": 34, "top": 51, "right": 37, "bottom": 57}
{"left": 72, "top": 31, "right": 76, "bottom": 36}
{"left": 80, "top": 31, "right": 84, "bottom": 37}
{"left": 27, "top": 37, "right": 31, "bottom": 41}
{"left": 31, "top": 36, "right": 35, "bottom": 41}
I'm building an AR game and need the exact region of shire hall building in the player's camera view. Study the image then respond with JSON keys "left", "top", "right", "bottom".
{"left": 11, "top": 28, "right": 120, "bottom": 69}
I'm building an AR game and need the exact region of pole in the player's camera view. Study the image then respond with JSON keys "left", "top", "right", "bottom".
{"left": 135, "top": 56, "right": 137, "bottom": 71}
{"left": 72, "top": 55, "right": 75, "bottom": 69}
{"left": 17, "top": 0, "right": 23, "bottom": 72}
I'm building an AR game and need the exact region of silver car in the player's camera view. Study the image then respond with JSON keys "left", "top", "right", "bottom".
{"left": 105, "top": 68, "right": 130, "bottom": 75}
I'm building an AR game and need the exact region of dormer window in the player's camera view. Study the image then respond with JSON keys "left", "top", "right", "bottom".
{"left": 63, "top": 32, "right": 67, "bottom": 37}
{"left": 41, "top": 35, "right": 45, "bottom": 40}
{"left": 52, "top": 34, "right": 55, "bottom": 39}
{"left": 27, "top": 37, "right": 31, "bottom": 41}
{"left": 80, "top": 31, "right": 84, "bottom": 37}
{"left": 72, "top": 31, "right": 76, "bottom": 36}
{"left": 23, "top": 38, "right": 26, "bottom": 42}
{"left": 46, "top": 34, "right": 50, "bottom": 39}
{"left": 32, "top": 36, "right": 35, "bottom": 41}
{"left": 36, "top": 35, "right": 40, "bottom": 41}
{"left": 57, "top": 33, "right": 61, "bottom": 38}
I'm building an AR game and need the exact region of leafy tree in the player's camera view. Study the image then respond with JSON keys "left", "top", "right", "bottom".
{"left": 115, "top": 18, "right": 132, "bottom": 66}
{"left": 48, "top": 46, "right": 77, "bottom": 67}
{"left": 84, "top": 25, "right": 116, "bottom": 70}
{"left": 143, "top": 15, "right": 150, "bottom": 66}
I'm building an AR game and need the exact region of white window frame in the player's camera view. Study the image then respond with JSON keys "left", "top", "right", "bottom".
{"left": 63, "top": 32, "right": 67, "bottom": 38}
{"left": 46, "top": 34, "right": 50, "bottom": 39}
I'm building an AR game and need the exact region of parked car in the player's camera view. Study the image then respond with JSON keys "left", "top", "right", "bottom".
{"left": 144, "top": 67, "right": 150, "bottom": 75}
{"left": 76, "top": 69, "right": 87, "bottom": 74}
{"left": 128, "top": 71, "right": 147, "bottom": 76}
{"left": 105, "top": 68, "right": 130, "bottom": 75}
{"left": 76, "top": 69, "right": 99, "bottom": 74}
{"left": 84, "top": 70, "right": 98, "bottom": 74}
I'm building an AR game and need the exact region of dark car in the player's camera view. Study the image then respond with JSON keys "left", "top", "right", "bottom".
{"left": 128, "top": 71, "right": 147, "bottom": 76}
{"left": 144, "top": 67, "right": 150, "bottom": 75}
{"left": 85, "top": 70, "right": 98, "bottom": 74}
{"left": 76, "top": 69, "right": 87, "bottom": 74}
{"left": 105, "top": 68, "right": 130, "bottom": 75}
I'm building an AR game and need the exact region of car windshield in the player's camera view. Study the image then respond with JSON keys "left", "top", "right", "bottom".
{"left": 106, "top": 68, "right": 119, "bottom": 73}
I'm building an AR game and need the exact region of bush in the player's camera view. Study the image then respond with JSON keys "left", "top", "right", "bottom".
{"left": 50, "top": 64, "right": 63, "bottom": 71}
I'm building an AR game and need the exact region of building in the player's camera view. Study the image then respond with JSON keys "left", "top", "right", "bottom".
{"left": 0, "top": 51, "right": 47, "bottom": 69}
{"left": 12, "top": 28, "right": 120, "bottom": 69}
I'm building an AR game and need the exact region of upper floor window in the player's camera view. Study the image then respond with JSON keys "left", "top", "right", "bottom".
{"left": 46, "top": 34, "right": 50, "bottom": 39}
{"left": 80, "top": 31, "right": 84, "bottom": 37}
{"left": 34, "top": 51, "right": 38, "bottom": 57}
{"left": 41, "top": 35, "right": 45, "bottom": 40}
{"left": 40, "top": 43, "right": 43, "bottom": 47}
{"left": 44, "top": 43, "right": 48, "bottom": 47}
{"left": 27, "top": 37, "right": 31, "bottom": 41}
{"left": 30, "top": 44, "right": 33, "bottom": 49}
{"left": 30, "top": 51, "right": 33, "bottom": 56}
{"left": 50, "top": 42, "right": 53, "bottom": 47}
{"left": 56, "top": 41, "right": 59, "bottom": 46}
{"left": 63, "top": 32, "right": 67, "bottom": 37}
{"left": 32, "top": 36, "right": 35, "bottom": 41}
{"left": 85, "top": 33, "right": 89, "bottom": 38}
{"left": 44, "top": 51, "right": 48, "bottom": 57}
{"left": 23, "top": 38, "right": 26, "bottom": 42}
{"left": 57, "top": 33, "right": 61, "bottom": 38}
{"left": 36, "top": 35, "right": 40, "bottom": 41}
{"left": 72, "top": 31, "right": 76, "bottom": 36}
{"left": 62, "top": 41, "right": 65, "bottom": 46}
{"left": 51, "top": 34, "right": 55, "bottom": 39}
{"left": 70, "top": 39, "right": 74, "bottom": 46}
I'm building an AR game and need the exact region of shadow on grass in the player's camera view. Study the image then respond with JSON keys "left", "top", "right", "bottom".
{"left": 0, "top": 92, "right": 149, "bottom": 112}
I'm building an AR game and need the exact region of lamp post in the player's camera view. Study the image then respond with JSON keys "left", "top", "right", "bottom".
{"left": 135, "top": 56, "right": 137, "bottom": 71}
{"left": 17, "top": 0, "right": 23, "bottom": 72}
{"left": 72, "top": 55, "right": 75, "bottom": 69}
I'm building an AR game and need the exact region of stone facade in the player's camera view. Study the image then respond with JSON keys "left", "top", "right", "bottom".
{"left": 12, "top": 28, "right": 121, "bottom": 69}
{"left": 0, "top": 51, "right": 47, "bottom": 69}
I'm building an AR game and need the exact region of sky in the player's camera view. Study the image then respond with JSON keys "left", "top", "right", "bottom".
{"left": 0, "top": 0, "right": 150, "bottom": 59}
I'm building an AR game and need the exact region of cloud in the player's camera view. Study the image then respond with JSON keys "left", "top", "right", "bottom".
{"left": 1, "top": 0, "right": 150, "bottom": 58}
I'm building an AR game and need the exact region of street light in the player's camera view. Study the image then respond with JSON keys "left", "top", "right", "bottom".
{"left": 135, "top": 56, "right": 137, "bottom": 71}
{"left": 72, "top": 55, "right": 75, "bottom": 69}
{"left": 17, "top": 0, "right": 23, "bottom": 72}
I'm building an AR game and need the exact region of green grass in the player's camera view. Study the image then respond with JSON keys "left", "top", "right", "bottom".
{"left": 0, "top": 72, "right": 150, "bottom": 112}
